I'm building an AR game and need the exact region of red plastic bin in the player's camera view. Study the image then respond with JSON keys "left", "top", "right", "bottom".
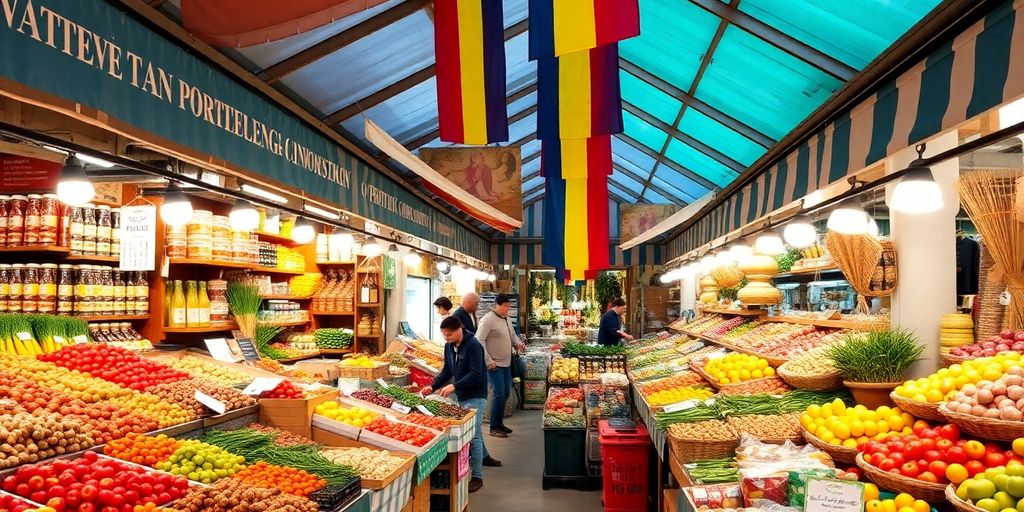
{"left": 598, "top": 420, "right": 650, "bottom": 512}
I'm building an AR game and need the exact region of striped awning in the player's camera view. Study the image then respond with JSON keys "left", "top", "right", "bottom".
{"left": 490, "top": 242, "right": 663, "bottom": 267}
{"left": 667, "top": 0, "right": 1024, "bottom": 260}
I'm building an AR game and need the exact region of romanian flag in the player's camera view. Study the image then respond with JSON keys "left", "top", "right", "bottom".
{"left": 528, "top": 0, "right": 640, "bottom": 60}
{"left": 434, "top": 0, "right": 508, "bottom": 144}
{"left": 537, "top": 44, "right": 623, "bottom": 141}
{"left": 541, "top": 138, "right": 611, "bottom": 280}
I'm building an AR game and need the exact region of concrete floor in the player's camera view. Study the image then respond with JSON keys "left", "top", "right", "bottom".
{"left": 473, "top": 409, "right": 604, "bottom": 511}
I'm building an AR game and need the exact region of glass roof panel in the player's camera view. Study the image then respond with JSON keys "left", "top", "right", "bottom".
{"left": 522, "top": 155, "right": 541, "bottom": 176}
{"left": 620, "top": 0, "right": 719, "bottom": 91}
{"left": 652, "top": 175, "right": 697, "bottom": 203}
{"left": 508, "top": 90, "right": 537, "bottom": 117}
{"left": 665, "top": 138, "right": 737, "bottom": 188}
{"left": 505, "top": 33, "right": 536, "bottom": 92}
{"left": 338, "top": 77, "right": 437, "bottom": 145}
{"left": 695, "top": 25, "right": 843, "bottom": 141}
{"left": 623, "top": 111, "right": 669, "bottom": 154}
{"left": 522, "top": 175, "right": 544, "bottom": 192}
{"left": 643, "top": 189, "right": 671, "bottom": 204}
{"left": 677, "top": 108, "right": 766, "bottom": 167}
{"left": 519, "top": 139, "right": 541, "bottom": 160}
{"left": 621, "top": 70, "right": 682, "bottom": 125}
{"left": 508, "top": 112, "right": 537, "bottom": 144}
{"left": 610, "top": 170, "right": 646, "bottom": 196}
{"left": 279, "top": 11, "right": 435, "bottom": 116}
{"left": 611, "top": 136, "right": 658, "bottom": 172}
{"left": 235, "top": 0, "right": 403, "bottom": 70}
{"left": 738, "top": 0, "right": 941, "bottom": 69}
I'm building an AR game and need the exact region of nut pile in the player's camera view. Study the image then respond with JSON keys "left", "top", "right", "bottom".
{"left": 726, "top": 414, "right": 802, "bottom": 441}
{"left": 172, "top": 478, "right": 318, "bottom": 512}
{"left": 778, "top": 345, "right": 839, "bottom": 377}
{"left": 107, "top": 391, "right": 196, "bottom": 427}
{"left": 667, "top": 419, "right": 737, "bottom": 441}
{"left": 0, "top": 410, "right": 95, "bottom": 468}
{"left": 322, "top": 447, "right": 408, "bottom": 480}
{"left": 146, "top": 380, "right": 255, "bottom": 416}
{"left": 162, "top": 356, "right": 253, "bottom": 386}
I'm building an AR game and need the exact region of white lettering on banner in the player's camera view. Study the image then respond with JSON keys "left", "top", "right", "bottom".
{"left": 360, "top": 183, "right": 431, "bottom": 229}
{"left": 0, "top": 0, "right": 351, "bottom": 191}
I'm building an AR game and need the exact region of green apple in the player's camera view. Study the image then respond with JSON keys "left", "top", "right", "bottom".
{"left": 995, "top": 491, "right": 1017, "bottom": 509}
{"left": 971, "top": 480, "right": 999, "bottom": 501}
{"left": 975, "top": 498, "right": 1001, "bottom": 512}
{"left": 1007, "top": 476, "right": 1024, "bottom": 498}
{"left": 997, "top": 474, "right": 1013, "bottom": 493}
{"left": 1010, "top": 466, "right": 1024, "bottom": 478}
{"left": 1016, "top": 496, "right": 1024, "bottom": 512}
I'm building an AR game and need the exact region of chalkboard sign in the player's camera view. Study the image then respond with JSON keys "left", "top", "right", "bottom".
{"left": 236, "top": 338, "right": 261, "bottom": 362}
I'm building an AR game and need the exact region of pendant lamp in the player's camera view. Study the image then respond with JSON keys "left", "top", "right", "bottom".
{"left": 783, "top": 215, "right": 816, "bottom": 248}
{"left": 826, "top": 198, "right": 869, "bottom": 234}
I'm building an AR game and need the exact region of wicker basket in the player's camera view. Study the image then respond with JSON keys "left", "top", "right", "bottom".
{"left": 726, "top": 415, "right": 803, "bottom": 445}
{"left": 945, "top": 483, "right": 985, "bottom": 512}
{"left": 777, "top": 365, "right": 843, "bottom": 391}
{"left": 801, "top": 427, "right": 858, "bottom": 465}
{"left": 940, "top": 351, "right": 974, "bottom": 367}
{"left": 889, "top": 392, "right": 945, "bottom": 422}
{"left": 939, "top": 403, "right": 1024, "bottom": 441}
{"left": 717, "top": 377, "right": 790, "bottom": 395}
{"left": 667, "top": 423, "right": 740, "bottom": 464}
{"left": 856, "top": 453, "right": 947, "bottom": 501}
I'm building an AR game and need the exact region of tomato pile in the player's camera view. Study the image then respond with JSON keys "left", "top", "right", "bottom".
{"left": 39, "top": 344, "right": 190, "bottom": 391}
{"left": 258, "top": 381, "right": 304, "bottom": 399}
{"left": 104, "top": 434, "right": 182, "bottom": 467}
{"left": 859, "top": 422, "right": 1021, "bottom": 485}
{"left": 401, "top": 413, "right": 449, "bottom": 431}
{"left": 363, "top": 418, "right": 437, "bottom": 447}
{"left": 231, "top": 461, "right": 326, "bottom": 498}
{"left": 0, "top": 492, "right": 43, "bottom": 512}
{"left": 1, "top": 451, "right": 189, "bottom": 511}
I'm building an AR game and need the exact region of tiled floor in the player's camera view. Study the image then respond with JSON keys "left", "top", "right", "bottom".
{"left": 472, "top": 409, "right": 604, "bottom": 511}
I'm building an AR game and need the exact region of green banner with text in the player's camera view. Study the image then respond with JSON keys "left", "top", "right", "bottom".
{"left": 0, "top": 0, "right": 488, "bottom": 259}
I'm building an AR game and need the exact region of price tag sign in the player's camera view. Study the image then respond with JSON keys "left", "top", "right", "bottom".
{"left": 235, "top": 337, "right": 261, "bottom": 362}
{"left": 73, "top": 335, "right": 88, "bottom": 344}
{"left": 119, "top": 205, "right": 157, "bottom": 271}
{"left": 16, "top": 332, "right": 31, "bottom": 341}
{"left": 390, "top": 403, "right": 411, "bottom": 414}
{"left": 205, "top": 338, "right": 238, "bottom": 363}
{"left": 804, "top": 478, "right": 864, "bottom": 512}
{"left": 194, "top": 390, "right": 226, "bottom": 415}
{"left": 416, "top": 405, "right": 435, "bottom": 416}
{"left": 662, "top": 399, "right": 699, "bottom": 413}
{"left": 52, "top": 335, "right": 64, "bottom": 345}
{"left": 242, "top": 377, "right": 284, "bottom": 396}
{"left": 376, "top": 378, "right": 390, "bottom": 388}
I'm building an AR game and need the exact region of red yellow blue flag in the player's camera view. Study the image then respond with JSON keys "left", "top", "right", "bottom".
{"left": 528, "top": 0, "right": 640, "bottom": 60}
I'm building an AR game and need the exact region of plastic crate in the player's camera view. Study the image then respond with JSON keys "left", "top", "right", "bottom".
{"left": 586, "top": 429, "right": 602, "bottom": 462}
{"left": 309, "top": 476, "right": 362, "bottom": 512}
{"left": 543, "top": 427, "right": 587, "bottom": 477}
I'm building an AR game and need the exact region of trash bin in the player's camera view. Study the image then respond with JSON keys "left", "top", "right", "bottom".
{"left": 598, "top": 419, "right": 650, "bottom": 512}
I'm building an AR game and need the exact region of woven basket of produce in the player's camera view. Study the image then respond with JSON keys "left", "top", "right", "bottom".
{"left": 801, "top": 427, "right": 858, "bottom": 465}
{"left": 716, "top": 377, "right": 791, "bottom": 396}
{"left": 938, "top": 403, "right": 1024, "bottom": 441}
{"left": 777, "top": 365, "right": 843, "bottom": 391}
{"left": 666, "top": 420, "right": 740, "bottom": 464}
{"left": 726, "top": 414, "right": 803, "bottom": 445}
{"left": 889, "top": 393, "right": 944, "bottom": 422}
{"left": 856, "top": 453, "right": 946, "bottom": 502}
{"left": 940, "top": 351, "right": 974, "bottom": 367}
{"left": 945, "top": 483, "right": 985, "bottom": 512}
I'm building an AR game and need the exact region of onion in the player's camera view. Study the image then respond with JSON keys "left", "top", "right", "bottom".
{"left": 957, "top": 402, "right": 974, "bottom": 414}
{"left": 984, "top": 408, "right": 1003, "bottom": 419}
{"left": 1006, "top": 375, "right": 1024, "bottom": 387}
{"left": 977, "top": 388, "right": 995, "bottom": 405}
{"left": 973, "top": 404, "right": 990, "bottom": 416}
{"left": 1001, "top": 407, "right": 1024, "bottom": 421}
{"left": 1008, "top": 385, "right": 1024, "bottom": 401}
{"left": 993, "top": 382, "right": 1009, "bottom": 396}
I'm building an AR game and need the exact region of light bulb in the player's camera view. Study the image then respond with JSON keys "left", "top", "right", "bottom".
{"left": 436, "top": 261, "right": 450, "bottom": 273}
{"left": 229, "top": 198, "right": 259, "bottom": 231}
{"left": 698, "top": 255, "right": 714, "bottom": 273}
{"left": 891, "top": 166, "right": 943, "bottom": 214}
{"left": 56, "top": 156, "right": 95, "bottom": 207}
{"left": 160, "top": 181, "right": 193, "bottom": 228}
{"left": 291, "top": 217, "right": 315, "bottom": 244}
{"left": 487, "top": 273, "right": 496, "bottom": 282}
{"left": 403, "top": 251, "right": 422, "bottom": 267}
{"left": 754, "top": 230, "right": 785, "bottom": 255}
{"left": 387, "top": 243, "right": 400, "bottom": 256}
{"left": 827, "top": 198, "right": 869, "bottom": 234}
{"left": 866, "top": 217, "right": 880, "bottom": 238}
{"left": 728, "top": 242, "right": 753, "bottom": 264}
{"left": 783, "top": 216, "right": 816, "bottom": 248}
{"left": 362, "top": 238, "right": 382, "bottom": 257}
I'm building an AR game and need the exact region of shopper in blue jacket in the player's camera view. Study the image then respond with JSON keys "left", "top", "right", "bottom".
{"left": 422, "top": 316, "right": 500, "bottom": 492}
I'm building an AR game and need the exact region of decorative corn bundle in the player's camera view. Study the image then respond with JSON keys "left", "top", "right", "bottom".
{"left": 977, "top": 240, "right": 1008, "bottom": 339}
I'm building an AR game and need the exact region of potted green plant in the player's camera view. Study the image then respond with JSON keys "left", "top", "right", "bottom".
{"left": 826, "top": 328, "right": 924, "bottom": 408}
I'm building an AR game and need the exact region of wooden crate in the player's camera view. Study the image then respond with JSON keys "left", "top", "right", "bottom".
{"left": 319, "top": 446, "right": 415, "bottom": 490}
{"left": 411, "top": 477, "right": 430, "bottom": 512}
{"left": 258, "top": 389, "right": 339, "bottom": 438}
{"left": 338, "top": 363, "right": 391, "bottom": 380}
{"left": 312, "top": 427, "right": 363, "bottom": 448}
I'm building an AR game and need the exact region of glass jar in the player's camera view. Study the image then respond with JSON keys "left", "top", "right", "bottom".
{"left": 96, "top": 205, "right": 112, "bottom": 256}
{"left": 112, "top": 270, "right": 125, "bottom": 315}
{"left": 110, "top": 208, "right": 121, "bottom": 257}
{"left": 0, "top": 196, "right": 10, "bottom": 247}
{"left": 39, "top": 194, "right": 59, "bottom": 246}
{"left": 7, "top": 264, "right": 22, "bottom": 313}
{"left": 57, "top": 264, "right": 74, "bottom": 315}
{"left": 68, "top": 206, "right": 84, "bottom": 254}
{"left": 74, "top": 265, "right": 91, "bottom": 316}
{"left": 82, "top": 205, "right": 97, "bottom": 255}
{"left": 22, "top": 263, "right": 39, "bottom": 313}
{"left": 134, "top": 271, "right": 149, "bottom": 315}
{"left": 7, "top": 195, "right": 26, "bottom": 247}
{"left": 0, "top": 264, "right": 10, "bottom": 313}
{"left": 23, "top": 194, "right": 41, "bottom": 245}
{"left": 38, "top": 264, "right": 57, "bottom": 314}
{"left": 98, "top": 267, "right": 113, "bottom": 316}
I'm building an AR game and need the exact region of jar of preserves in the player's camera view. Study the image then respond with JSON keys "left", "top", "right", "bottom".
{"left": 0, "top": 264, "right": 10, "bottom": 313}
{"left": 112, "top": 270, "right": 125, "bottom": 315}
{"left": 96, "top": 205, "right": 112, "bottom": 256}
{"left": 133, "top": 271, "right": 149, "bottom": 315}
{"left": 23, "top": 194, "right": 41, "bottom": 246}
{"left": 8, "top": 264, "right": 23, "bottom": 313}
{"left": 22, "top": 263, "right": 39, "bottom": 314}
{"left": 7, "top": 195, "right": 26, "bottom": 247}
{"left": 111, "top": 208, "right": 121, "bottom": 257}
{"left": 68, "top": 206, "right": 84, "bottom": 254}
{"left": 102, "top": 267, "right": 115, "bottom": 316}
{"left": 57, "top": 264, "right": 74, "bottom": 315}
{"left": 0, "top": 196, "right": 10, "bottom": 247}
{"left": 208, "top": 279, "right": 228, "bottom": 322}
{"left": 38, "top": 264, "right": 57, "bottom": 314}
{"left": 165, "top": 224, "right": 187, "bottom": 259}
{"left": 39, "top": 194, "right": 59, "bottom": 246}
{"left": 89, "top": 324, "right": 104, "bottom": 343}
{"left": 82, "top": 205, "right": 97, "bottom": 255}
{"left": 74, "top": 265, "right": 91, "bottom": 316}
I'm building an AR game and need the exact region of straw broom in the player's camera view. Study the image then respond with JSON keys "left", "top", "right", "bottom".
{"left": 957, "top": 170, "right": 1024, "bottom": 328}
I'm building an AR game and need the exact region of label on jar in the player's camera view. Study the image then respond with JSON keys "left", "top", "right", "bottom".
{"left": 187, "top": 308, "right": 200, "bottom": 326}
{"left": 96, "top": 240, "right": 111, "bottom": 255}
{"left": 38, "top": 283, "right": 55, "bottom": 298}
{"left": 9, "top": 282, "right": 22, "bottom": 299}
{"left": 83, "top": 239, "right": 96, "bottom": 254}
{"left": 70, "top": 236, "right": 83, "bottom": 253}
{"left": 172, "top": 308, "right": 186, "bottom": 325}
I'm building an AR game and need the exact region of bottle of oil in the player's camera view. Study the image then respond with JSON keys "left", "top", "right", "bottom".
{"left": 185, "top": 280, "right": 199, "bottom": 327}
{"left": 170, "top": 280, "right": 186, "bottom": 328}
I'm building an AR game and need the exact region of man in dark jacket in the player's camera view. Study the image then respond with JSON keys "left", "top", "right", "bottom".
{"left": 598, "top": 298, "right": 634, "bottom": 346}
{"left": 422, "top": 316, "right": 499, "bottom": 492}
{"left": 450, "top": 292, "right": 479, "bottom": 334}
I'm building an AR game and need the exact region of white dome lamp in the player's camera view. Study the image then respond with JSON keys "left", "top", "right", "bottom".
{"left": 729, "top": 241, "right": 754, "bottom": 263}
{"left": 403, "top": 251, "right": 422, "bottom": 267}
{"left": 291, "top": 216, "right": 316, "bottom": 244}
{"left": 362, "top": 237, "right": 382, "bottom": 258}
{"left": 228, "top": 198, "right": 259, "bottom": 231}
{"left": 436, "top": 260, "right": 451, "bottom": 274}
{"left": 891, "top": 145, "right": 944, "bottom": 214}
{"left": 783, "top": 215, "right": 816, "bottom": 248}
{"left": 826, "top": 197, "right": 869, "bottom": 235}
{"left": 56, "top": 155, "right": 95, "bottom": 207}
{"left": 160, "top": 181, "right": 193, "bottom": 228}
{"left": 754, "top": 229, "right": 785, "bottom": 255}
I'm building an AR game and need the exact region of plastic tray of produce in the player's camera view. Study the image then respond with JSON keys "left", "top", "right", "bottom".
{"left": 310, "top": 475, "right": 363, "bottom": 512}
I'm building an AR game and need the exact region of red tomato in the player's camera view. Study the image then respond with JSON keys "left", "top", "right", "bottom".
{"left": 986, "top": 443, "right": 1004, "bottom": 454}
{"left": 936, "top": 439, "right": 954, "bottom": 452}
{"left": 938, "top": 424, "right": 961, "bottom": 441}
{"left": 912, "top": 420, "right": 930, "bottom": 436}
{"left": 928, "top": 461, "right": 948, "bottom": 480}
{"left": 917, "top": 471, "right": 939, "bottom": 483}
{"left": 879, "top": 458, "right": 897, "bottom": 471}
{"left": 965, "top": 460, "right": 987, "bottom": 476}
{"left": 889, "top": 452, "right": 906, "bottom": 467}
{"left": 946, "top": 446, "right": 968, "bottom": 464}
{"left": 965, "top": 440, "right": 986, "bottom": 460}
{"left": 900, "top": 462, "right": 920, "bottom": 478}
{"left": 985, "top": 452, "right": 1008, "bottom": 468}
{"left": 923, "top": 450, "right": 943, "bottom": 463}
{"left": 904, "top": 440, "right": 924, "bottom": 460}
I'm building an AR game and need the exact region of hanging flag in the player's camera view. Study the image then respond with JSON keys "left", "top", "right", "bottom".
{"left": 540, "top": 136, "right": 613, "bottom": 179}
{"left": 528, "top": 0, "right": 640, "bottom": 60}
{"left": 537, "top": 44, "right": 623, "bottom": 141}
{"left": 180, "top": 0, "right": 390, "bottom": 47}
{"left": 434, "top": 0, "right": 509, "bottom": 144}
{"left": 541, "top": 176, "right": 566, "bottom": 277}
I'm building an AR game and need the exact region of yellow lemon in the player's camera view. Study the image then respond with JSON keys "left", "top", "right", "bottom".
{"left": 876, "top": 419, "right": 890, "bottom": 433}
{"left": 887, "top": 415, "right": 905, "bottom": 431}
{"left": 842, "top": 438, "right": 859, "bottom": 449}
{"left": 807, "top": 405, "right": 821, "bottom": 419}
{"left": 849, "top": 420, "right": 865, "bottom": 437}
{"left": 863, "top": 483, "right": 880, "bottom": 501}
{"left": 863, "top": 420, "right": 878, "bottom": 437}
{"left": 833, "top": 423, "right": 851, "bottom": 440}
{"left": 893, "top": 493, "right": 915, "bottom": 510}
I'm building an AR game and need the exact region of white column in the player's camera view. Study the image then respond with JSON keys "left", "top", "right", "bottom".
{"left": 681, "top": 270, "right": 697, "bottom": 315}
{"left": 886, "top": 129, "right": 960, "bottom": 378}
